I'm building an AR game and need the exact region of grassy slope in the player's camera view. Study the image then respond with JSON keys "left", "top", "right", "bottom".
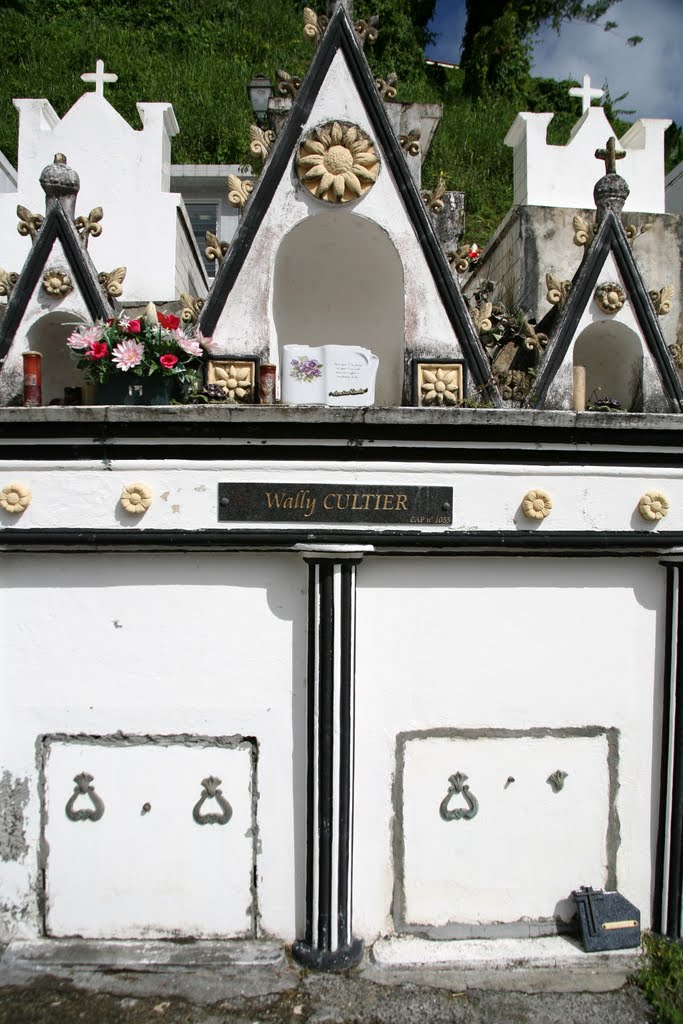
{"left": 0, "top": 1, "right": 635, "bottom": 244}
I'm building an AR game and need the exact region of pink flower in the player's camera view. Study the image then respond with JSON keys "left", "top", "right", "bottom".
{"left": 176, "top": 334, "right": 203, "bottom": 357}
{"left": 126, "top": 319, "right": 141, "bottom": 334}
{"left": 89, "top": 341, "right": 109, "bottom": 360}
{"left": 197, "top": 331, "right": 217, "bottom": 353}
{"left": 112, "top": 339, "right": 144, "bottom": 371}
{"left": 159, "top": 353, "right": 178, "bottom": 369}
{"left": 80, "top": 325, "right": 105, "bottom": 345}
{"left": 67, "top": 331, "right": 89, "bottom": 350}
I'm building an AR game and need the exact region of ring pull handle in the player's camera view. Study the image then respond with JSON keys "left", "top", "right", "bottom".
{"left": 65, "top": 772, "right": 105, "bottom": 822}
{"left": 192, "top": 776, "right": 232, "bottom": 826}
{"left": 439, "top": 771, "right": 479, "bottom": 822}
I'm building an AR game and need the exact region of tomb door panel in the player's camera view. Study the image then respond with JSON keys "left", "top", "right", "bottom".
{"left": 43, "top": 738, "right": 256, "bottom": 940}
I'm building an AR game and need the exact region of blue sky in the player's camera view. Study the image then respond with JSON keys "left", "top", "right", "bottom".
{"left": 425, "top": 0, "right": 683, "bottom": 126}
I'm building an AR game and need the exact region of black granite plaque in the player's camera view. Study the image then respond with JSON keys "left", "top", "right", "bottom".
{"left": 217, "top": 484, "right": 452, "bottom": 525}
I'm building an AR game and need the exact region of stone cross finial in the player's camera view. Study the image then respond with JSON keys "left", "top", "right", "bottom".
{"left": 595, "top": 136, "right": 626, "bottom": 174}
{"left": 80, "top": 59, "right": 118, "bottom": 98}
{"left": 569, "top": 74, "right": 604, "bottom": 114}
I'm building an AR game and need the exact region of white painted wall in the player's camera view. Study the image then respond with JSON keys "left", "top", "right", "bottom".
{"left": 0, "top": 552, "right": 307, "bottom": 941}
{"left": 505, "top": 108, "right": 671, "bottom": 212}
{"left": 353, "top": 557, "right": 663, "bottom": 938}
{"left": 0, "top": 93, "right": 187, "bottom": 302}
{"left": 3, "top": 458, "right": 683, "bottom": 535}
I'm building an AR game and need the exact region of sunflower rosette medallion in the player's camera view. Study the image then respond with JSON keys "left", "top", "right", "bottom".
{"left": 296, "top": 121, "right": 380, "bottom": 203}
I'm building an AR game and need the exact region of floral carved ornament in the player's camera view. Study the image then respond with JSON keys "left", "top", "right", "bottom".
{"left": 296, "top": 122, "right": 380, "bottom": 204}
{"left": 1, "top": 482, "right": 31, "bottom": 514}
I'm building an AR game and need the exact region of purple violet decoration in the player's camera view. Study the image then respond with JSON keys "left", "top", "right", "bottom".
{"left": 290, "top": 355, "right": 323, "bottom": 383}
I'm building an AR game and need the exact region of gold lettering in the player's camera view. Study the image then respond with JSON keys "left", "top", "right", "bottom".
{"left": 396, "top": 494, "right": 408, "bottom": 511}
{"left": 382, "top": 494, "right": 395, "bottom": 510}
{"left": 351, "top": 494, "right": 363, "bottom": 511}
{"left": 265, "top": 492, "right": 282, "bottom": 509}
{"left": 337, "top": 494, "right": 350, "bottom": 510}
{"left": 323, "top": 493, "right": 335, "bottom": 510}
{"left": 362, "top": 494, "right": 372, "bottom": 510}
{"left": 284, "top": 497, "right": 294, "bottom": 509}
{"left": 373, "top": 494, "right": 382, "bottom": 510}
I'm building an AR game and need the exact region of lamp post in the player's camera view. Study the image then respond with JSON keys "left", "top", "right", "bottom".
{"left": 247, "top": 74, "right": 273, "bottom": 127}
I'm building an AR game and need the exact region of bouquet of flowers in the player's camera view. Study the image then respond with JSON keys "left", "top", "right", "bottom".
{"left": 66, "top": 303, "right": 215, "bottom": 389}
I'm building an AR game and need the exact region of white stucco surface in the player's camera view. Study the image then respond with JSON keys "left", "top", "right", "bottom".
{"left": 44, "top": 740, "right": 255, "bottom": 939}
{"left": 0, "top": 93, "right": 191, "bottom": 301}
{"left": 505, "top": 108, "right": 670, "bottom": 212}
{"left": 0, "top": 552, "right": 307, "bottom": 941}
{"left": 353, "top": 557, "right": 663, "bottom": 938}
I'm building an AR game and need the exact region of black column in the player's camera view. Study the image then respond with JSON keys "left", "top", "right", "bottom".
{"left": 655, "top": 561, "right": 683, "bottom": 936}
{"left": 293, "top": 555, "right": 364, "bottom": 971}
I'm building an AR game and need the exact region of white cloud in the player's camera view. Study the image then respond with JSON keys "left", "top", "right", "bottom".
{"left": 426, "top": 0, "right": 682, "bottom": 125}
{"left": 532, "top": 0, "right": 682, "bottom": 124}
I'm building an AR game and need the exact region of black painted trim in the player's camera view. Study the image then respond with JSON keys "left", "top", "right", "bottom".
{"left": 5, "top": 439, "right": 683, "bottom": 468}
{"left": 531, "top": 211, "right": 683, "bottom": 411}
{"left": 655, "top": 564, "right": 676, "bottom": 934}
{"left": 304, "top": 560, "right": 317, "bottom": 946}
{"left": 317, "top": 560, "right": 334, "bottom": 950}
{"left": 668, "top": 569, "right": 683, "bottom": 937}
{"left": 337, "top": 562, "right": 353, "bottom": 950}
{"left": 197, "top": 5, "right": 499, "bottom": 404}
{"left": 0, "top": 203, "right": 114, "bottom": 365}
{"left": 3, "top": 527, "right": 683, "bottom": 552}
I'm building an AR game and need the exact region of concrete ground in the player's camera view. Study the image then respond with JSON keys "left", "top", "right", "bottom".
{"left": 0, "top": 937, "right": 655, "bottom": 1023}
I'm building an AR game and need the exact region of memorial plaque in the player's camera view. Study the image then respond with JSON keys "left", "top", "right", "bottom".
{"left": 218, "top": 484, "right": 452, "bottom": 525}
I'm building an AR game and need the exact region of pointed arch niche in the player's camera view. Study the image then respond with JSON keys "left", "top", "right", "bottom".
{"left": 26, "top": 312, "right": 88, "bottom": 404}
{"left": 573, "top": 321, "right": 643, "bottom": 412}
{"left": 273, "top": 212, "right": 405, "bottom": 406}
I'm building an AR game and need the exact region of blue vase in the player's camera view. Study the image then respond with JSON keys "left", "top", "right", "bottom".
{"left": 96, "top": 375, "right": 176, "bottom": 406}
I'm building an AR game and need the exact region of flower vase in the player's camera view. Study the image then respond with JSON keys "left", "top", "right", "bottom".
{"left": 96, "top": 375, "right": 177, "bottom": 406}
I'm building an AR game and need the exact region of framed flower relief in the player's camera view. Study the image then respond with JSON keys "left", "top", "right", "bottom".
{"left": 206, "top": 358, "right": 258, "bottom": 404}
{"left": 413, "top": 360, "right": 465, "bottom": 407}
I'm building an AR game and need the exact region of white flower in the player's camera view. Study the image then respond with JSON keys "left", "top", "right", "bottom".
{"left": 67, "top": 331, "right": 89, "bottom": 350}
{"left": 177, "top": 334, "right": 203, "bottom": 357}
{"left": 112, "top": 339, "right": 144, "bottom": 371}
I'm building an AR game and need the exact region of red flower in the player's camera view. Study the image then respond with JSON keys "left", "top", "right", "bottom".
{"left": 89, "top": 341, "right": 109, "bottom": 360}
{"left": 160, "top": 353, "right": 178, "bottom": 369}
{"left": 127, "top": 319, "right": 141, "bottom": 334}
{"left": 157, "top": 312, "right": 180, "bottom": 330}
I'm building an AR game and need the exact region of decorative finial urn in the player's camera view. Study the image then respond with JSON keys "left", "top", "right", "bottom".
{"left": 39, "top": 153, "right": 80, "bottom": 217}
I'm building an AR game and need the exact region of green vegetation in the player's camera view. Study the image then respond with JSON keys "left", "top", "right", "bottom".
{"left": 633, "top": 933, "right": 683, "bottom": 1024}
{"left": 0, "top": 0, "right": 670, "bottom": 245}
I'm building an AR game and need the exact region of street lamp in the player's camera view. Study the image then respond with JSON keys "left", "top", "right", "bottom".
{"left": 247, "top": 74, "right": 273, "bottom": 127}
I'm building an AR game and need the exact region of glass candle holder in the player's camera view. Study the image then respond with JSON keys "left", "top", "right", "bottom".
{"left": 22, "top": 351, "right": 42, "bottom": 407}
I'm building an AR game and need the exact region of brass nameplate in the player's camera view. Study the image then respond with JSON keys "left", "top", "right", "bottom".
{"left": 218, "top": 483, "right": 452, "bottom": 525}
{"left": 602, "top": 920, "right": 638, "bottom": 931}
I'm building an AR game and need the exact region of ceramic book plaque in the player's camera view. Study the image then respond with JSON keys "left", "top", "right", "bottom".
{"left": 281, "top": 345, "right": 379, "bottom": 407}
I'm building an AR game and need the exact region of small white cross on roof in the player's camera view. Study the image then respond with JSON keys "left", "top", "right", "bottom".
{"left": 80, "top": 59, "right": 118, "bottom": 98}
{"left": 569, "top": 74, "right": 604, "bottom": 114}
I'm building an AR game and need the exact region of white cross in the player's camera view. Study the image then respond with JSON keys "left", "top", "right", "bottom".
{"left": 569, "top": 74, "right": 604, "bottom": 114}
{"left": 80, "top": 59, "right": 118, "bottom": 98}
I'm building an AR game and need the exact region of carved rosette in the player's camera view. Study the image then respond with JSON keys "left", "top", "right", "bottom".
{"left": 296, "top": 122, "right": 380, "bottom": 204}
{"left": 120, "top": 483, "right": 152, "bottom": 515}
{"left": 638, "top": 491, "right": 669, "bottom": 522}
{"left": 595, "top": 282, "right": 625, "bottom": 314}
{"left": 42, "top": 269, "right": 72, "bottom": 297}
{"left": 0, "top": 482, "right": 31, "bottom": 514}
{"left": 522, "top": 488, "right": 553, "bottom": 520}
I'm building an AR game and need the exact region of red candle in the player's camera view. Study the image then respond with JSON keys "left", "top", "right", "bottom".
{"left": 22, "top": 351, "right": 42, "bottom": 407}
{"left": 259, "top": 363, "right": 277, "bottom": 404}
